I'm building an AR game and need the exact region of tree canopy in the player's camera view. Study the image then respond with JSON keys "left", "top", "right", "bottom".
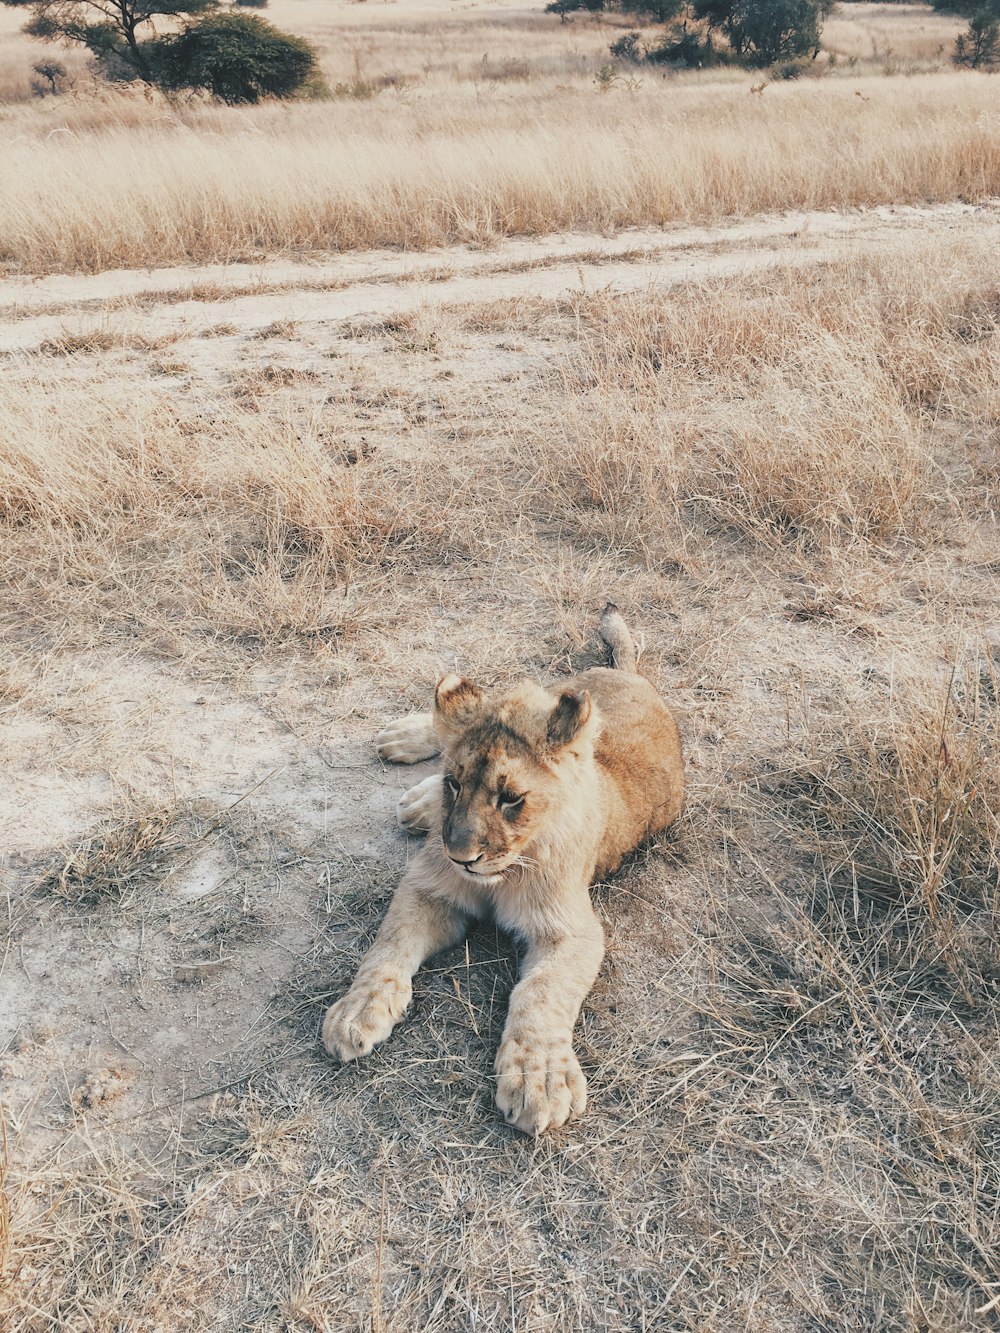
{"left": 2, "top": 0, "right": 321, "bottom": 98}
{"left": 545, "top": 0, "right": 829, "bottom": 67}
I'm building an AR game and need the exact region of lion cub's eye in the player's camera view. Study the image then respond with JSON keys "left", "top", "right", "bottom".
{"left": 444, "top": 774, "right": 461, "bottom": 797}
{"left": 498, "top": 790, "right": 525, "bottom": 812}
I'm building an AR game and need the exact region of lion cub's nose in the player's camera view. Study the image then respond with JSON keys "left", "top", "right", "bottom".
{"left": 450, "top": 852, "right": 483, "bottom": 868}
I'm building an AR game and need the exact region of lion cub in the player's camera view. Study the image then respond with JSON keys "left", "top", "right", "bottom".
{"left": 322, "top": 607, "right": 684, "bottom": 1135}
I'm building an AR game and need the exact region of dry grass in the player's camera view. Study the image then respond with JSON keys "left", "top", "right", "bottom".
{"left": 789, "top": 656, "right": 1000, "bottom": 996}
{"left": 824, "top": 2, "right": 963, "bottom": 69}
{"left": 5, "top": 75, "right": 1000, "bottom": 275}
{"left": 513, "top": 236, "right": 1000, "bottom": 559}
{"left": 41, "top": 806, "right": 182, "bottom": 907}
{"left": 0, "top": 368, "right": 460, "bottom": 652}
{"left": 1, "top": 2, "right": 998, "bottom": 277}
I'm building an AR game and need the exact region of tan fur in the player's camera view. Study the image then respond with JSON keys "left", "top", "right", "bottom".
{"left": 323, "top": 611, "right": 684, "bottom": 1134}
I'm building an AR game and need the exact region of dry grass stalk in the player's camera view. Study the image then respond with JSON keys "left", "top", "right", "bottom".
{"left": 790, "top": 655, "right": 1000, "bottom": 999}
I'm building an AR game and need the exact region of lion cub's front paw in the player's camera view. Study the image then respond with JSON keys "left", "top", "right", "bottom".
{"left": 375, "top": 714, "right": 440, "bottom": 765}
{"left": 397, "top": 774, "right": 442, "bottom": 834}
{"left": 322, "top": 975, "right": 412, "bottom": 1062}
{"left": 495, "top": 1031, "right": 587, "bottom": 1135}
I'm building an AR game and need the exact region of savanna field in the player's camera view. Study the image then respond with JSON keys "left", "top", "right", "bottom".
{"left": 1, "top": 1, "right": 999, "bottom": 1328}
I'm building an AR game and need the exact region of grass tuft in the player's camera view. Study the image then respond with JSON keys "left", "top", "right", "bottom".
{"left": 42, "top": 807, "right": 181, "bottom": 908}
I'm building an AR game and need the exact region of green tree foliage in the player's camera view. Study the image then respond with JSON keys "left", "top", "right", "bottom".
{"left": 545, "top": 0, "right": 827, "bottom": 67}
{"left": 148, "top": 13, "right": 318, "bottom": 102}
{"left": 692, "top": 0, "right": 826, "bottom": 64}
{"left": 930, "top": 0, "right": 1000, "bottom": 68}
{"left": 2, "top": 0, "right": 319, "bottom": 97}
{"left": 1, "top": 0, "right": 216, "bottom": 82}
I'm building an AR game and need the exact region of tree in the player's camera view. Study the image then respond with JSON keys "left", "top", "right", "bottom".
{"left": 692, "top": 0, "right": 827, "bottom": 65}
{"left": 30, "top": 57, "right": 68, "bottom": 94}
{"left": 148, "top": 13, "right": 319, "bottom": 102}
{"left": 2, "top": 0, "right": 320, "bottom": 98}
{"left": 955, "top": 8, "right": 1000, "bottom": 66}
{"left": 931, "top": 0, "right": 1000, "bottom": 69}
{"left": 544, "top": 0, "right": 828, "bottom": 67}
{"left": 1, "top": 0, "right": 217, "bottom": 84}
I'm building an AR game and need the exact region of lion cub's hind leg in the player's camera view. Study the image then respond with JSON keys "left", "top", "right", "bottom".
{"left": 396, "top": 774, "right": 442, "bottom": 835}
{"left": 375, "top": 712, "right": 440, "bottom": 764}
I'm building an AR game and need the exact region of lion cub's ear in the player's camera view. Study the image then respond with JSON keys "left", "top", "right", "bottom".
{"left": 546, "top": 689, "right": 592, "bottom": 748}
{"left": 434, "top": 674, "right": 483, "bottom": 729}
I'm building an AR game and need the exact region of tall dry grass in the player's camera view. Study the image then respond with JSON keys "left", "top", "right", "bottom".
{"left": 0, "top": 369, "right": 452, "bottom": 651}
{"left": 514, "top": 234, "right": 1000, "bottom": 560}
{"left": 2, "top": 73, "right": 999, "bottom": 274}
{"left": 3, "top": 233, "right": 997, "bottom": 660}
{"left": 823, "top": 1, "right": 962, "bottom": 67}
{"left": 792, "top": 657, "right": 1000, "bottom": 983}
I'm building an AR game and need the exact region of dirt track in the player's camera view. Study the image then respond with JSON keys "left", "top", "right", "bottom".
{"left": 3, "top": 200, "right": 997, "bottom": 358}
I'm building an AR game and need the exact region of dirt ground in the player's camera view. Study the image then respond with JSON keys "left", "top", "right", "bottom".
{"left": 2, "top": 202, "right": 999, "bottom": 1331}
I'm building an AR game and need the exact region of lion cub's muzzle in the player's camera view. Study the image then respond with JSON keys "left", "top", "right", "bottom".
{"left": 443, "top": 835, "right": 511, "bottom": 880}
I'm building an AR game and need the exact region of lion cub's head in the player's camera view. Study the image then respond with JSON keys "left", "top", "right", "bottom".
{"left": 432, "top": 673, "right": 596, "bottom": 884}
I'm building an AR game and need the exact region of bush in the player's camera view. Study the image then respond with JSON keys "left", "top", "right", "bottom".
{"left": 693, "top": 0, "right": 826, "bottom": 66}
{"left": 234, "top": 0, "right": 268, "bottom": 6}
{"left": 609, "top": 31, "right": 645, "bottom": 61}
{"left": 148, "top": 13, "right": 319, "bottom": 103}
{"left": 647, "top": 29, "right": 725, "bottom": 65}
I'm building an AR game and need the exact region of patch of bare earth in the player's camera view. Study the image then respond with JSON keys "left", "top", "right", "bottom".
{"left": 1, "top": 214, "right": 999, "bottom": 1331}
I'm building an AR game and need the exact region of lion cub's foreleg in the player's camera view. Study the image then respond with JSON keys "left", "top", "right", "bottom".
{"left": 322, "top": 862, "right": 467, "bottom": 1062}
{"left": 495, "top": 907, "right": 605, "bottom": 1136}
{"left": 375, "top": 712, "right": 440, "bottom": 765}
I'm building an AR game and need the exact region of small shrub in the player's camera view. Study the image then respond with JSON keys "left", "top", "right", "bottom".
{"left": 609, "top": 31, "right": 645, "bottom": 62}
{"left": 647, "top": 30, "right": 725, "bottom": 66}
{"left": 234, "top": 0, "right": 268, "bottom": 6}
{"left": 30, "top": 59, "right": 68, "bottom": 97}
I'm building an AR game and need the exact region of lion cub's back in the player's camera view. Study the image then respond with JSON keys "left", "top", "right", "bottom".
{"left": 571, "top": 667, "right": 684, "bottom": 878}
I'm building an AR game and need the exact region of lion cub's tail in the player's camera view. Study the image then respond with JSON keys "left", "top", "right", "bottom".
{"left": 599, "top": 603, "right": 639, "bottom": 675}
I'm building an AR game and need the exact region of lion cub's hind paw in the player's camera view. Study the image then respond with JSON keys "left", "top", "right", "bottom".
{"left": 495, "top": 1034, "right": 587, "bottom": 1136}
{"left": 375, "top": 713, "right": 440, "bottom": 765}
{"left": 397, "top": 774, "right": 442, "bottom": 835}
